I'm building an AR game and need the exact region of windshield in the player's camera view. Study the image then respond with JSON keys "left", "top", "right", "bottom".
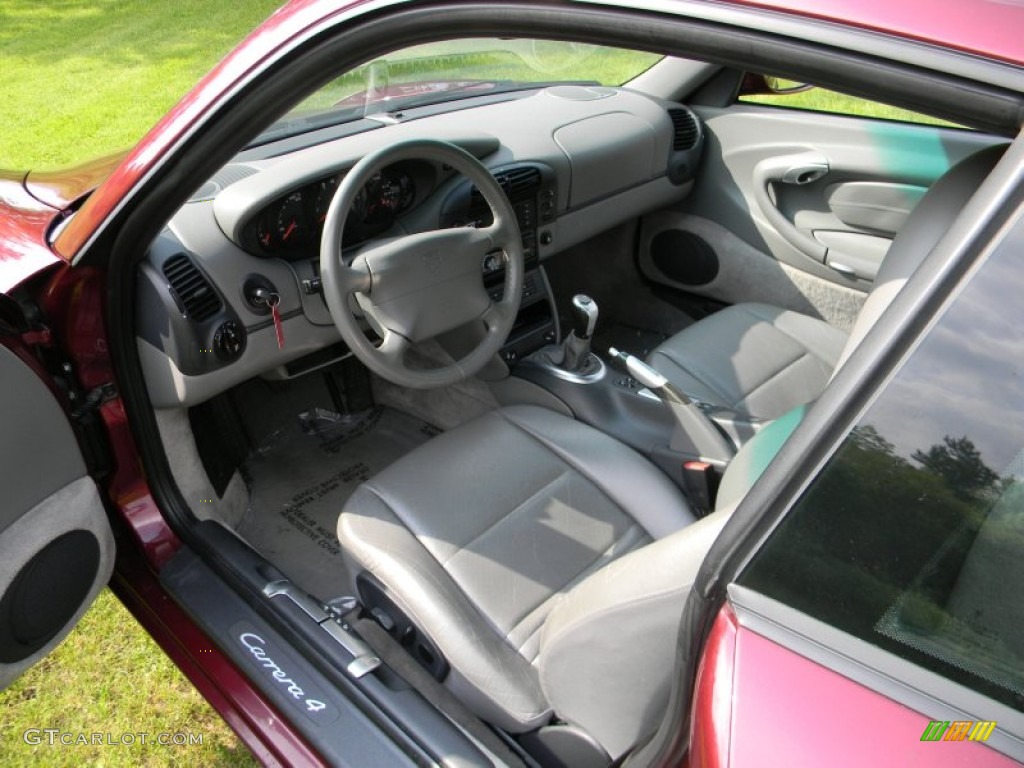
{"left": 255, "top": 38, "right": 662, "bottom": 144}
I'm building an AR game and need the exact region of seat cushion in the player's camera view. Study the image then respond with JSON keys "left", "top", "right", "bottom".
{"left": 338, "top": 405, "right": 694, "bottom": 733}
{"left": 648, "top": 302, "right": 849, "bottom": 420}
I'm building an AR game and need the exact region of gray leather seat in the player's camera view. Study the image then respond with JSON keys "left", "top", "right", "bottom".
{"left": 338, "top": 405, "right": 698, "bottom": 751}
{"left": 337, "top": 144, "right": 1005, "bottom": 760}
{"left": 648, "top": 303, "right": 848, "bottom": 420}
{"left": 647, "top": 143, "right": 1007, "bottom": 422}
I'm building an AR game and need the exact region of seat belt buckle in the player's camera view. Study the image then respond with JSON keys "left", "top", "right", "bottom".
{"left": 682, "top": 460, "right": 719, "bottom": 516}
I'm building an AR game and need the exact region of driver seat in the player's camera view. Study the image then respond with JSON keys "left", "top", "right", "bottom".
{"left": 339, "top": 404, "right": 723, "bottom": 759}
{"left": 337, "top": 144, "right": 1005, "bottom": 760}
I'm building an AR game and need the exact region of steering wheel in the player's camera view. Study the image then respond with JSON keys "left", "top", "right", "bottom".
{"left": 319, "top": 139, "right": 524, "bottom": 389}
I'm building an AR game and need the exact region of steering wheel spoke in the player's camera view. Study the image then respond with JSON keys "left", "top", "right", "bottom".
{"left": 377, "top": 330, "right": 410, "bottom": 363}
{"left": 481, "top": 299, "right": 514, "bottom": 333}
{"left": 480, "top": 217, "right": 516, "bottom": 249}
{"left": 338, "top": 255, "right": 373, "bottom": 295}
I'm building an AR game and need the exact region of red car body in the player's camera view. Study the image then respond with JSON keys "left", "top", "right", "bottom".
{"left": 1, "top": 1, "right": 1022, "bottom": 766}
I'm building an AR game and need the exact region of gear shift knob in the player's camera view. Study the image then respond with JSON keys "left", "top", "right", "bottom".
{"left": 571, "top": 294, "right": 598, "bottom": 340}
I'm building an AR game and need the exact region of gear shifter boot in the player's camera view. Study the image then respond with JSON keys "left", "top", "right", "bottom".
{"left": 524, "top": 293, "right": 601, "bottom": 375}
{"left": 562, "top": 332, "right": 591, "bottom": 372}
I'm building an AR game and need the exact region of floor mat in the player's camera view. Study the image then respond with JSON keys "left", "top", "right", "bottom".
{"left": 235, "top": 406, "right": 440, "bottom": 600}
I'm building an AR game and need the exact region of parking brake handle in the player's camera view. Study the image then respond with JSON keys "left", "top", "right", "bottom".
{"left": 609, "top": 348, "right": 734, "bottom": 461}
{"left": 609, "top": 347, "right": 690, "bottom": 405}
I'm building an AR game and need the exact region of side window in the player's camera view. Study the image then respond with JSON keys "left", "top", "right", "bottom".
{"left": 740, "top": 203, "right": 1024, "bottom": 712}
{"left": 738, "top": 74, "right": 964, "bottom": 128}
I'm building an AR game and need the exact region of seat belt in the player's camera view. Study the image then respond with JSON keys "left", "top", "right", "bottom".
{"left": 348, "top": 613, "right": 531, "bottom": 768}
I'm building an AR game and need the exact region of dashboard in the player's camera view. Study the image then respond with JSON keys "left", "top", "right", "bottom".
{"left": 136, "top": 85, "right": 704, "bottom": 408}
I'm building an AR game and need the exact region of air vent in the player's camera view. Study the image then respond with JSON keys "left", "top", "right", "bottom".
{"left": 667, "top": 108, "right": 699, "bottom": 151}
{"left": 472, "top": 166, "right": 542, "bottom": 204}
{"left": 163, "top": 254, "right": 222, "bottom": 322}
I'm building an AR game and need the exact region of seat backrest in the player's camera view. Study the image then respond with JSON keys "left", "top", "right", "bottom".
{"left": 834, "top": 143, "right": 1007, "bottom": 372}
{"left": 537, "top": 507, "right": 730, "bottom": 760}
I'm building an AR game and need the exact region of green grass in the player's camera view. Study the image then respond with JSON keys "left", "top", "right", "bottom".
{"left": 0, "top": 2, "right": 280, "bottom": 765}
{"left": 0, "top": 592, "right": 256, "bottom": 767}
{"left": 0, "top": 0, "right": 282, "bottom": 169}
{"left": 741, "top": 87, "right": 962, "bottom": 128}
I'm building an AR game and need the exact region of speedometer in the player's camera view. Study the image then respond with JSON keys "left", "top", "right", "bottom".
{"left": 275, "top": 191, "right": 312, "bottom": 250}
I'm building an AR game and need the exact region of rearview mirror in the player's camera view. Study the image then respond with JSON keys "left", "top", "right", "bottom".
{"left": 740, "top": 73, "right": 816, "bottom": 96}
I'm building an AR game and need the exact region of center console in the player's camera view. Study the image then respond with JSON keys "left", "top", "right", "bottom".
{"left": 441, "top": 162, "right": 560, "bottom": 364}
{"left": 510, "top": 294, "right": 766, "bottom": 509}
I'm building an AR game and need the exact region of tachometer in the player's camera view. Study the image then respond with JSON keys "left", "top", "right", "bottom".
{"left": 313, "top": 176, "right": 340, "bottom": 226}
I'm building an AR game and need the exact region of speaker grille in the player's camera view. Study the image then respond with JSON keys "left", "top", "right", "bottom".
{"left": 651, "top": 230, "right": 718, "bottom": 286}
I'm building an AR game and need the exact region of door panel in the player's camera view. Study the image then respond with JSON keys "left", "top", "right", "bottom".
{"left": 639, "top": 104, "right": 1001, "bottom": 328}
{"left": 0, "top": 342, "right": 113, "bottom": 688}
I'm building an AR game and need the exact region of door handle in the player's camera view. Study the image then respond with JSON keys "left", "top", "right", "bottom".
{"left": 827, "top": 261, "right": 857, "bottom": 278}
{"left": 752, "top": 151, "right": 830, "bottom": 261}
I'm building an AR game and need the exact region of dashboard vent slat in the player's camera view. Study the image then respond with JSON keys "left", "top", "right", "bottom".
{"left": 163, "top": 253, "right": 222, "bottom": 322}
{"left": 471, "top": 166, "right": 542, "bottom": 205}
{"left": 667, "top": 108, "right": 699, "bottom": 151}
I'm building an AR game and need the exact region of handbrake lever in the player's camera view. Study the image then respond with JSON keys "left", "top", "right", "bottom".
{"left": 608, "top": 347, "right": 693, "bottom": 408}
{"left": 609, "top": 347, "right": 734, "bottom": 460}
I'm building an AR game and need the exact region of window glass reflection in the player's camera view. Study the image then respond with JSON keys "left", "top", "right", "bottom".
{"left": 742, "top": 211, "right": 1024, "bottom": 710}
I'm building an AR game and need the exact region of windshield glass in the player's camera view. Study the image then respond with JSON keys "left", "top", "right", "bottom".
{"left": 255, "top": 38, "right": 662, "bottom": 143}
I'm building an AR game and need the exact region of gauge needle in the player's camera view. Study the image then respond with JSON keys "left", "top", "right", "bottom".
{"left": 283, "top": 221, "right": 297, "bottom": 240}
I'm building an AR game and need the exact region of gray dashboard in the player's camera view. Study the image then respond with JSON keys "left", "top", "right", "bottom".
{"left": 137, "top": 85, "right": 703, "bottom": 407}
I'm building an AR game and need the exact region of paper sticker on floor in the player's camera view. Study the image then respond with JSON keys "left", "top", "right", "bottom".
{"left": 236, "top": 407, "right": 437, "bottom": 600}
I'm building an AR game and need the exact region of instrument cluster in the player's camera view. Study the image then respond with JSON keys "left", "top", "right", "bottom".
{"left": 249, "top": 163, "right": 418, "bottom": 258}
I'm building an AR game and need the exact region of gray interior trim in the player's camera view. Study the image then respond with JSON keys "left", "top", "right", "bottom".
{"left": 140, "top": 85, "right": 694, "bottom": 406}
{"left": 0, "top": 344, "right": 87, "bottom": 529}
{"left": 153, "top": 407, "right": 249, "bottom": 529}
{"left": 0, "top": 476, "right": 114, "bottom": 689}
{"left": 138, "top": 322, "right": 340, "bottom": 408}
{"left": 729, "top": 584, "right": 1024, "bottom": 761}
{"left": 626, "top": 57, "right": 720, "bottom": 103}
{"left": 638, "top": 212, "right": 866, "bottom": 330}
{"left": 685, "top": 106, "right": 1004, "bottom": 289}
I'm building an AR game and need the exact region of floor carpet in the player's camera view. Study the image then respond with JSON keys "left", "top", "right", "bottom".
{"left": 235, "top": 406, "right": 439, "bottom": 600}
